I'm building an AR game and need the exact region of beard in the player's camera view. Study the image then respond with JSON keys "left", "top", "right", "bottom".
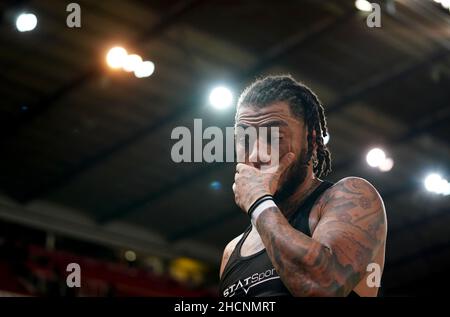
{"left": 273, "top": 147, "right": 310, "bottom": 204}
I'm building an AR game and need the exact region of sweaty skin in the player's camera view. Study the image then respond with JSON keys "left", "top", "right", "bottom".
{"left": 221, "top": 102, "right": 387, "bottom": 297}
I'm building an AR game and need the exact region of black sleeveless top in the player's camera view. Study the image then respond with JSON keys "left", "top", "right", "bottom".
{"left": 219, "top": 181, "right": 360, "bottom": 297}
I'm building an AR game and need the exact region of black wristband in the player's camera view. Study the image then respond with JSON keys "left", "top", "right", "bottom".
{"left": 247, "top": 194, "right": 274, "bottom": 218}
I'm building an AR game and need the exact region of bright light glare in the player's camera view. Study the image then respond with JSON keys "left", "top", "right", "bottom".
{"left": 366, "top": 148, "right": 386, "bottom": 168}
{"left": 323, "top": 133, "right": 330, "bottom": 145}
{"left": 106, "top": 47, "right": 128, "bottom": 69}
{"left": 16, "top": 13, "right": 37, "bottom": 32}
{"left": 440, "top": 0, "right": 450, "bottom": 9}
{"left": 134, "top": 61, "right": 155, "bottom": 78}
{"left": 434, "top": 0, "right": 450, "bottom": 10}
{"left": 209, "top": 86, "right": 233, "bottom": 110}
{"left": 355, "top": 0, "right": 373, "bottom": 12}
{"left": 424, "top": 173, "right": 450, "bottom": 195}
{"left": 122, "top": 54, "right": 143, "bottom": 72}
{"left": 378, "top": 157, "right": 394, "bottom": 172}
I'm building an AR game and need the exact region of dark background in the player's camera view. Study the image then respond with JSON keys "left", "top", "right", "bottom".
{"left": 0, "top": 0, "right": 449, "bottom": 296}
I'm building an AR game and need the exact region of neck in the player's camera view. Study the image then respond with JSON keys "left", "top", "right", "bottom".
{"left": 277, "top": 172, "right": 321, "bottom": 218}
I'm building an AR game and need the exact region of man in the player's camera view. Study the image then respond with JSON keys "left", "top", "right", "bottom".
{"left": 219, "top": 75, "right": 387, "bottom": 297}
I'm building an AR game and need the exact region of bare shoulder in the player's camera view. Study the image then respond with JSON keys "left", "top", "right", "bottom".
{"left": 315, "top": 176, "right": 387, "bottom": 247}
{"left": 330, "top": 176, "right": 385, "bottom": 214}
{"left": 219, "top": 233, "right": 244, "bottom": 279}
{"left": 334, "top": 176, "right": 383, "bottom": 196}
{"left": 318, "top": 177, "right": 385, "bottom": 214}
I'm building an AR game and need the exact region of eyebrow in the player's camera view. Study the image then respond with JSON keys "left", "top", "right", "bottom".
{"left": 236, "top": 120, "right": 288, "bottom": 128}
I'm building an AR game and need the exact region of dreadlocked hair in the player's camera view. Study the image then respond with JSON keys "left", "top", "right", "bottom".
{"left": 236, "top": 74, "right": 332, "bottom": 178}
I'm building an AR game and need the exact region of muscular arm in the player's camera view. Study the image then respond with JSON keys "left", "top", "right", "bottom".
{"left": 254, "top": 177, "right": 387, "bottom": 296}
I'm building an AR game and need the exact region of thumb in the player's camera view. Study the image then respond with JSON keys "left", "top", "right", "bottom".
{"left": 277, "top": 152, "right": 295, "bottom": 174}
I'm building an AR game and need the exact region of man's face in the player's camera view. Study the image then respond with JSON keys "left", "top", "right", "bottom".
{"left": 235, "top": 102, "right": 310, "bottom": 200}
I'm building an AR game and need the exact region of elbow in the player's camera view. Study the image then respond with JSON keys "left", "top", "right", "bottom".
{"left": 286, "top": 247, "right": 349, "bottom": 297}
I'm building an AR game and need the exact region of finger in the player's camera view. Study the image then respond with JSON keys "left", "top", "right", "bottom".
{"left": 234, "top": 172, "right": 238, "bottom": 182}
{"left": 232, "top": 182, "right": 236, "bottom": 193}
{"left": 236, "top": 163, "right": 246, "bottom": 173}
{"left": 277, "top": 152, "right": 295, "bottom": 174}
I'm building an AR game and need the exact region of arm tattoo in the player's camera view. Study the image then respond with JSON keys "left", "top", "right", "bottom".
{"left": 255, "top": 177, "right": 387, "bottom": 296}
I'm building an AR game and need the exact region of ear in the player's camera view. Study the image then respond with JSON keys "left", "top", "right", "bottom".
{"left": 308, "top": 128, "right": 318, "bottom": 167}
{"left": 310, "top": 129, "right": 318, "bottom": 152}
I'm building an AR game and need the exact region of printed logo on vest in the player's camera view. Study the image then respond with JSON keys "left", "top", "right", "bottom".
{"left": 223, "top": 268, "right": 279, "bottom": 297}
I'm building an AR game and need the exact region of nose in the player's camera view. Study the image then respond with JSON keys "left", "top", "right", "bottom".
{"left": 248, "top": 136, "right": 271, "bottom": 169}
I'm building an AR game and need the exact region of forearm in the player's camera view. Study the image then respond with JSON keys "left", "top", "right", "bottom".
{"left": 255, "top": 206, "right": 356, "bottom": 296}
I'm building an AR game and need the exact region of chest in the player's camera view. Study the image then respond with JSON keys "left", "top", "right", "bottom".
{"left": 240, "top": 205, "right": 321, "bottom": 257}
